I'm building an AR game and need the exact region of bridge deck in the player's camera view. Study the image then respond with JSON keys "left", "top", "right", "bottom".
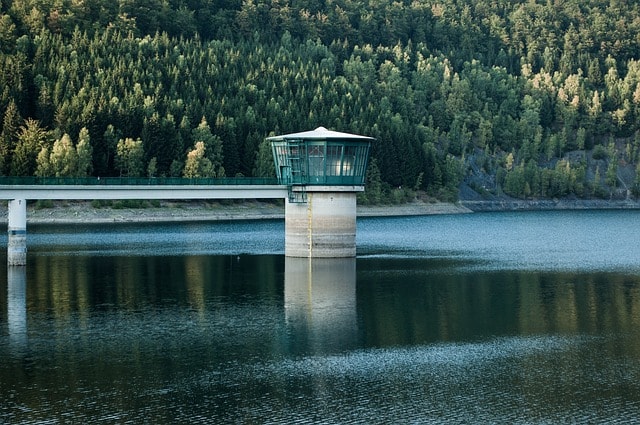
{"left": 0, "top": 177, "right": 289, "bottom": 200}
{"left": 0, "top": 185, "right": 288, "bottom": 200}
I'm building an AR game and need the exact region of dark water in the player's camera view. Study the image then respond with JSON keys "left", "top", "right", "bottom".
{"left": 2, "top": 210, "right": 640, "bottom": 423}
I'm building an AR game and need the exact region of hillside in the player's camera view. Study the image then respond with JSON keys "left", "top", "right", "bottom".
{"left": 2, "top": 0, "right": 640, "bottom": 203}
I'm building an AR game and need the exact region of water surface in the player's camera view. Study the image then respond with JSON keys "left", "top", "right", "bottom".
{"left": 1, "top": 210, "right": 640, "bottom": 423}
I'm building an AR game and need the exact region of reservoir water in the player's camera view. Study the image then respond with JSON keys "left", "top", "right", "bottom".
{"left": 1, "top": 210, "right": 640, "bottom": 423}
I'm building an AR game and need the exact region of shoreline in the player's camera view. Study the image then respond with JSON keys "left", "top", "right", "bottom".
{"left": 0, "top": 200, "right": 472, "bottom": 225}
{"left": 460, "top": 198, "right": 640, "bottom": 212}
{"left": 0, "top": 198, "right": 639, "bottom": 225}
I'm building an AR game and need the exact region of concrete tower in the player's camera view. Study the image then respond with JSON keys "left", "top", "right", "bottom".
{"left": 268, "top": 127, "right": 373, "bottom": 258}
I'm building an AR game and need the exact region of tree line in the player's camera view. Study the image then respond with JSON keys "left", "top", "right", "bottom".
{"left": 2, "top": 0, "right": 640, "bottom": 203}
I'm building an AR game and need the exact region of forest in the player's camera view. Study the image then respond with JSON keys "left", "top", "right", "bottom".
{"left": 2, "top": 0, "right": 640, "bottom": 203}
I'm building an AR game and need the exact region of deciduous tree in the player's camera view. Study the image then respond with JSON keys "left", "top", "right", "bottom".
{"left": 183, "top": 141, "right": 213, "bottom": 178}
{"left": 116, "top": 137, "right": 144, "bottom": 177}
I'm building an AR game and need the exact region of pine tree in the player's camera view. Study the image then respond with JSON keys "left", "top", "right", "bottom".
{"left": 11, "top": 119, "right": 49, "bottom": 176}
{"left": 0, "top": 99, "right": 21, "bottom": 174}
{"left": 253, "top": 139, "right": 275, "bottom": 178}
{"left": 363, "top": 158, "right": 383, "bottom": 205}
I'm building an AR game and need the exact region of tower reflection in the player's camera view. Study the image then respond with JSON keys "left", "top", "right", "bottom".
{"left": 284, "top": 257, "right": 357, "bottom": 353}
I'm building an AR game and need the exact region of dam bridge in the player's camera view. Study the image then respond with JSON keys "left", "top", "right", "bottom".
{"left": 1, "top": 127, "right": 373, "bottom": 265}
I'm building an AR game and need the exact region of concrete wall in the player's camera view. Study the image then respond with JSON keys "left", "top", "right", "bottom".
{"left": 285, "top": 190, "right": 358, "bottom": 257}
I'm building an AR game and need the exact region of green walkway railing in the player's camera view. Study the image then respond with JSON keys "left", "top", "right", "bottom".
{"left": 0, "top": 176, "right": 281, "bottom": 186}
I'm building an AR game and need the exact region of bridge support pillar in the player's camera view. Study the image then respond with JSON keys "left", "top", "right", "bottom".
{"left": 8, "top": 199, "right": 27, "bottom": 266}
{"left": 285, "top": 189, "right": 358, "bottom": 258}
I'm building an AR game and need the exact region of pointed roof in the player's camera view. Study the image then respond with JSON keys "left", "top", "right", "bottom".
{"left": 267, "top": 126, "right": 374, "bottom": 141}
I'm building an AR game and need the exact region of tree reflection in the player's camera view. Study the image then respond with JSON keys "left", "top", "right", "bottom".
{"left": 357, "top": 257, "right": 640, "bottom": 356}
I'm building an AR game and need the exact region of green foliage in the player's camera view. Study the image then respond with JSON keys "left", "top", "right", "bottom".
{"left": 34, "top": 199, "right": 53, "bottom": 209}
{"left": 606, "top": 158, "right": 618, "bottom": 188}
{"left": 592, "top": 145, "right": 607, "bottom": 160}
{"left": 116, "top": 137, "right": 144, "bottom": 177}
{"left": 11, "top": 118, "right": 48, "bottom": 176}
{"left": 633, "top": 163, "right": 640, "bottom": 198}
{"left": 191, "top": 117, "right": 224, "bottom": 177}
{"left": 253, "top": 139, "right": 275, "bottom": 178}
{"left": 183, "top": 141, "right": 214, "bottom": 178}
{"left": 91, "top": 199, "right": 112, "bottom": 208}
{"left": 76, "top": 127, "right": 93, "bottom": 177}
{"left": 50, "top": 133, "right": 77, "bottom": 177}
{"left": 147, "top": 157, "right": 157, "bottom": 177}
{"left": 112, "top": 199, "right": 148, "bottom": 209}
{"left": 359, "top": 158, "right": 383, "bottom": 205}
{"left": 35, "top": 146, "right": 51, "bottom": 177}
{"left": 2, "top": 0, "right": 640, "bottom": 201}
{"left": 0, "top": 99, "right": 21, "bottom": 174}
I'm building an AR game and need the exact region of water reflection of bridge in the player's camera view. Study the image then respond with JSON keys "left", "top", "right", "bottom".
{"left": 5, "top": 257, "right": 358, "bottom": 356}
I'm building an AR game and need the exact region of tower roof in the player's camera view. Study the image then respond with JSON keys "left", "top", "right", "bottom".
{"left": 267, "top": 126, "right": 374, "bottom": 141}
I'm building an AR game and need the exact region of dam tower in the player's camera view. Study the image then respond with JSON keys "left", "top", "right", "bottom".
{"left": 268, "top": 127, "right": 373, "bottom": 258}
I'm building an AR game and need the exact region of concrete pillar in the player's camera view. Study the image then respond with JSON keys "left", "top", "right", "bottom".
{"left": 285, "top": 189, "right": 358, "bottom": 258}
{"left": 8, "top": 199, "right": 27, "bottom": 266}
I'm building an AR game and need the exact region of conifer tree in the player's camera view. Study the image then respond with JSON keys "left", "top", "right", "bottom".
{"left": 3, "top": 0, "right": 640, "bottom": 200}
{"left": 0, "top": 14, "right": 17, "bottom": 53}
{"left": 606, "top": 158, "right": 618, "bottom": 188}
{"left": 11, "top": 119, "right": 48, "bottom": 176}
{"left": 0, "top": 99, "right": 21, "bottom": 174}
{"left": 363, "top": 158, "right": 383, "bottom": 205}
{"left": 253, "top": 139, "right": 275, "bottom": 178}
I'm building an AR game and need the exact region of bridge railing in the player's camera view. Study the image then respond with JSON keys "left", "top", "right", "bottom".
{"left": 0, "top": 176, "right": 281, "bottom": 186}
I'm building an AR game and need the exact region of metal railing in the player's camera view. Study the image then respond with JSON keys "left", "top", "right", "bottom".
{"left": 0, "top": 176, "right": 281, "bottom": 186}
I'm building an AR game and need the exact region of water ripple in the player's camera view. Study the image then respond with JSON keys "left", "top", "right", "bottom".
{"left": 179, "top": 334, "right": 640, "bottom": 424}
